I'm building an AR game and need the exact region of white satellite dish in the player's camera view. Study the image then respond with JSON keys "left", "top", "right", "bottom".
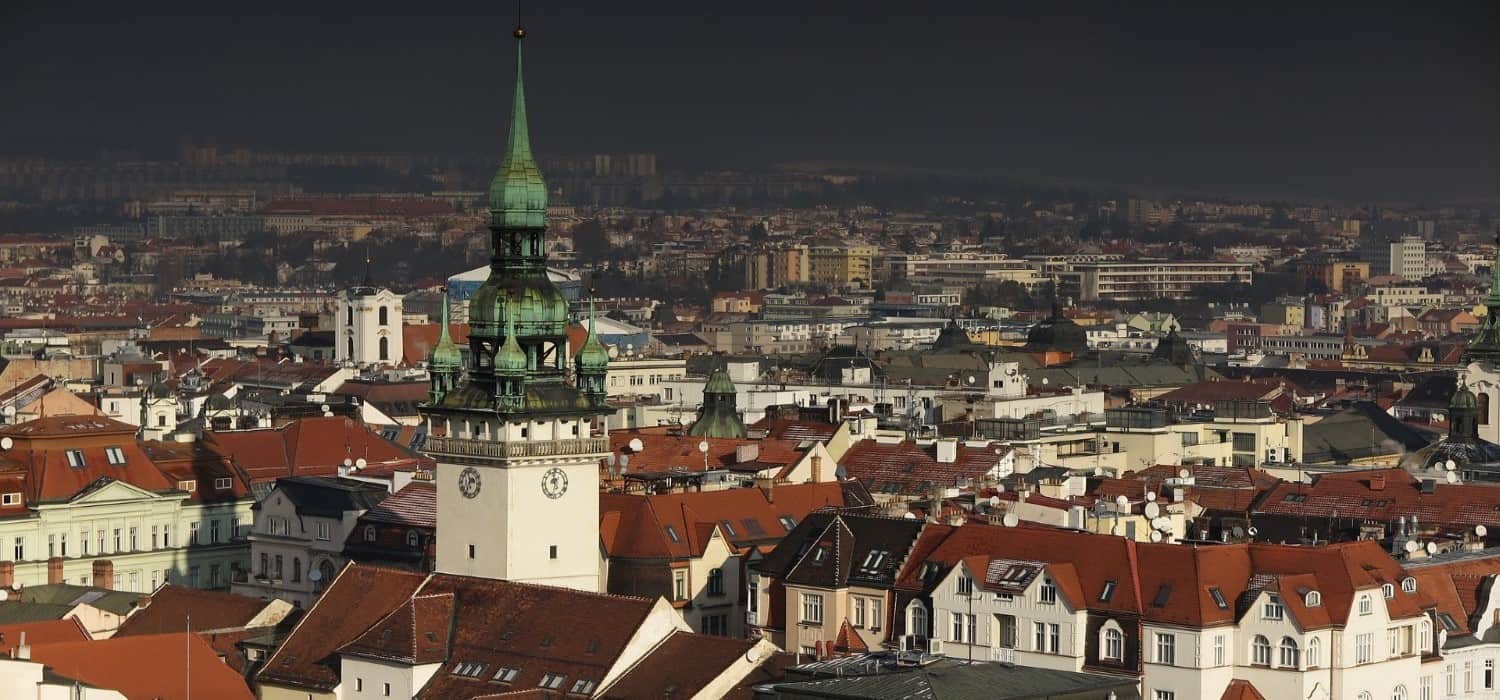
{"left": 0, "top": 590, "right": 8, "bottom": 601}
{"left": 1041, "top": 377, "right": 1049, "bottom": 385}
{"left": 1144, "top": 491, "right": 1157, "bottom": 502}
{"left": 1149, "top": 530, "right": 1163, "bottom": 542}
{"left": 988, "top": 496, "right": 1000, "bottom": 507}
{"left": 698, "top": 440, "right": 709, "bottom": 453}
{"left": 966, "top": 375, "right": 976, "bottom": 385}
{"left": 1425, "top": 541, "right": 1438, "bottom": 556}
{"left": 308, "top": 569, "right": 322, "bottom": 582}
{"left": 1144, "top": 502, "right": 1160, "bottom": 519}
{"left": 355, "top": 458, "right": 367, "bottom": 469}
{"left": 1445, "top": 459, "right": 1457, "bottom": 471}
{"left": 1178, "top": 468, "right": 1190, "bottom": 480}
{"left": 320, "top": 404, "right": 329, "bottom": 413}
{"left": 1002, "top": 512, "right": 1020, "bottom": 528}
{"left": 1114, "top": 495, "right": 1129, "bottom": 507}
{"left": 903, "top": 512, "right": 917, "bottom": 520}
{"left": 0, "top": 437, "right": 11, "bottom": 451}
{"left": 1446, "top": 471, "right": 1459, "bottom": 484}
{"left": 1404, "top": 540, "right": 1419, "bottom": 554}
{"left": 1478, "top": 524, "right": 1489, "bottom": 537}
{"left": 628, "top": 438, "right": 644, "bottom": 452}
{"left": 1247, "top": 526, "right": 1258, "bottom": 537}
{"left": 342, "top": 457, "right": 353, "bottom": 467}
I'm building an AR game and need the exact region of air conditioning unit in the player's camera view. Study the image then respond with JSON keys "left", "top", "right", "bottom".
{"left": 1264, "top": 447, "right": 1285, "bottom": 464}
{"left": 927, "top": 639, "right": 944, "bottom": 655}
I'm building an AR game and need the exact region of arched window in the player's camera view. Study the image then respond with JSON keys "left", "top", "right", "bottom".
{"left": 292, "top": 557, "right": 302, "bottom": 583}
{"left": 1252, "top": 635, "right": 1271, "bottom": 665}
{"left": 1307, "top": 637, "right": 1322, "bottom": 667}
{"left": 1305, "top": 590, "right": 1321, "bottom": 607}
{"left": 1358, "top": 594, "right": 1373, "bottom": 615}
{"left": 1101, "top": 625, "right": 1124, "bottom": 662}
{"left": 379, "top": 336, "right": 389, "bottom": 361}
{"left": 1402, "top": 577, "right": 1417, "bottom": 593}
{"left": 1480, "top": 392, "right": 1491, "bottom": 426}
{"left": 406, "top": 530, "right": 419, "bottom": 548}
{"left": 364, "top": 525, "right": 376, "bottom": 542}
{"left": 1357, "top": 692, "right": 1372, "bottom": 700}
{"left": 1393, "top": 685, "right": 1408, "bottom": 700}
{"left": 346, "top": 337, "right": 354, "bottom": 360}
{"left": 1279, "top": 636, "right": 1300, "bottom": 668}
{"left": 1383, "top": 583, "right": 1395, "bottom": 599}
{"left": 1420, "top": 620, "right": 1431, "bottom": 653}
{"left": 346, "top": 306, "right": 353, "bottom": 326}
{"left": 378, "top": 306, "right": 389, "bottom": 326}
{"left": 908, "top": 602, "right": 929, "bottom": 638}
{"left": 317, "top": 559, "right": 337, "bottom": 590}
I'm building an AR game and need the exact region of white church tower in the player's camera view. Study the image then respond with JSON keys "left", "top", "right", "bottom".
{"left": 420, "top": 26, "right": 612, "bottom": 593}
{"left": 335, "top": 258, "right": 404, "bottom": 367}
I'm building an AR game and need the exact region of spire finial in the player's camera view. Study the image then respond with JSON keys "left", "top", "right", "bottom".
{"left": 362, "top": 244, "right": 373, "bottom": 287}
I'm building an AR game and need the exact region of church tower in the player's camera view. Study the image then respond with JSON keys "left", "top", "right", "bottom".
{"left": 1463, "top": 231, "right": 1500, "bottom": 442}
{"left": 421, "top": 26, "right": 611, "bottom": 593}
{"left": 335, "top": 257, "right": 404, "bottom": 367}
{"left": 688, "top": 365, "right": 747, "bottom": 439}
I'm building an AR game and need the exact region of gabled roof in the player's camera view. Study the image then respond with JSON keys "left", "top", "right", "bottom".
{"left": 205, "top": 416, "right": 430, "bottom": 485}
{"left": 599, "top": 631, "right": 764, "bottom": 700}
{"left": 358, "top": 480, "right": 436, "bottom": 528}
{"left": 600, "top": 482, "right": 853, "bottom": 561}
{"left": 29, "top": 632, "right": 255, "bottom": 700}
{"left": 0, "top": 618, "right": 89, "bottom": 652}
{"left": 609, "top": 427, "right": 809, "bottom": 475}
{"left": 756, "top": 512, "right": 924, "bottom": 590}
{"left": 114, "top": 585, "right": 277, "bottom": 637}
{"left": 338, "top": 592, "right": 453, "bottom": 665}
{"left": 263, "top": 476, "right": 389, "bottom": 518}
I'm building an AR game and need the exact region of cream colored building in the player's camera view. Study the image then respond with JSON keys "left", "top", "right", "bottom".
{"left": 335, "top": 285, "right": 403, "bottom": 366}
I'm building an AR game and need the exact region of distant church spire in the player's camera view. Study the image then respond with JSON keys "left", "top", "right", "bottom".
{"left": 488, "top": 24, "right": 547, "bottom": 231}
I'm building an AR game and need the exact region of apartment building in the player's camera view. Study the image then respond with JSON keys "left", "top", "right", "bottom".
{"left": 233, "top": 476, "right": 389, "bottom": 608}
{"left": 884, "top": 253, "right": 1048, "bottom": 290}
{"left": 808, "top": 244, "right": 879, "bottom": 288}
{"left": 1059, "top": 261, "right": 1254, "bottom": 302}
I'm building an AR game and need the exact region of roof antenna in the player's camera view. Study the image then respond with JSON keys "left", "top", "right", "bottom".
{"left": 362, "top": 244, "right": 373, "bottom": 288}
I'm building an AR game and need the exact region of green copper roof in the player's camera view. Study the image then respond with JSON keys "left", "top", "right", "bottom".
{"left": 576, "top": 301, "right": 610, "bottom": 371}
{"left": 1463, "top": 234, "right": 1500, "bottom": 364}
{"left": 429, "top": 294, "right": 463, "bottom": 369}
{"left": 704, "top": 367, "right": 737, "bottom": 395}
{"left": 488, "top": 40, "right": 548, "bottom": 229}
{"left": 496, "top": 311, "right": 528, "bottom": 375}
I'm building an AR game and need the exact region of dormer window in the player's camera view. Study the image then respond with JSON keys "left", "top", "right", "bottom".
{"left": 214, "top": 477, "right": 233, "bottom": 490}
{"left": 1305, "top": 590, "right": 1322, "bottom": 608}
{"left": 1402, "top": 577, "right": 1417, "bottom": 594}
{"left": 492, "top": 667, "right": 519, "bottom": 683}
{"left": 1382, "top": 583, "right": 1395, "bottom": 600}
{"left": 178, "top": 480, "right": 196, "bottom": 492}
{"left": 364, "top": 525, "right": 376, "bottom": 542}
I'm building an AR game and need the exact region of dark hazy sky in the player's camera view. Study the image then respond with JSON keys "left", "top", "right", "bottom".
{"left": 2, "top": 1, "right": 1497, "bottom": 202}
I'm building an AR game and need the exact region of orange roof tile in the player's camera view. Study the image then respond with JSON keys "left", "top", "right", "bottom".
{"left": 29, "top": 632, "right": 255, "bottom": 700}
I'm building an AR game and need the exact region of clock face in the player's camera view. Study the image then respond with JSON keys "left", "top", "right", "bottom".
{"left": 541, "top": 467, "right": 568, "bottom": 499}
{"left": 458, "top": 467, "right": 481, "bottom": 499}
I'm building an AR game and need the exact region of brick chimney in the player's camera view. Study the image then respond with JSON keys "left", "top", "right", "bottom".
{"left": 0, "top": 561, "right": 12, "bottom": 588}
{"left": 810, "top": 455, "right": 823, "bottom": 483}
{"left": 46, "top": 557, "right": 63, "bottom": 585}
{"left": 92, "top": 560, "right": 114, "bottom": 590}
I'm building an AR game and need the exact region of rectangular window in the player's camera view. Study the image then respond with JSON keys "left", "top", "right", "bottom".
{"left": 1465, "top": 661, "right": 1474, "bottom": 692}
{"left": 0, "top": 493, "right": 20, "bottom": 506}
{"left": 113, "top": 529, "right": 121, "bottom": 552}
{"left": 747, "top": 577, "right": 759, "bottom": 616}
{"left": 1155, "top": 632, "right": 1176, "bottom": 666}
{"left": 1486, "top": 660, "right": 1495, "bottom": 690}
{"left": 1232, "top": 432, "right": 1255, "bottom": 452}
{"left": 1421, "top": 675, "right": 1433, "bottom": 700}
{"left": 317, "top": 521, "right": 330, "bottom": 540}
{"left": 210, "top": 520, "right": 220, "bottom": 544}
{"left": 1039, "top": 577, "right": 1057, "bottom": 604}
{"left": 47, "top": 534, "right": 54, "bottom": 558}
{"left": 163, "top": 524, "right": 170, "bottom": 547}
{"left": 1263, "top": 594, "right": 1283, "bottom": 620}
{"left": 189, "top": 522, "right": 199, "bottom": 545}
{"left": 1154, "top": 691, "right": 1175, "bottom": 700}
{"left": 952, "top": 612, "right": 965, "bottom": 642}
{"left": 802, "top": 593, "right": 824, "bottom": 624}
{"left": 65, "top": 450, "right": 85, "bottom": 468}
{"left": 1355, "top": 632, "right": 1372, "bottom": 664}
{"left": 1387, "top": 628, "right": 1400, "bottom": 658}
{"left": 129, "top": 527, "right": 137, "bottom": 550}
{"left": 214, "top": 477, "right": 232, "bottom": 490}
{"left": 105, "top": 447, "right": 126, "bottom": 465}
{"left": 1100, "top": 580, "right": 1116, "bottom": 602}
{"left": 870, "top": 599, "right": 882, "bottom": 630}
{"left": 151, "top": 525, "right": 158, "bottom": 549}
{"left": 673, "top": 570, "right": 687, "bottom": 601}
{"left": 852, "top": 597, "right": 865, "bottom": 628}
{"left": 59, "top": 533, "right": 65, "bottom": 557}
{"left": 539, "top": 673, "right": 565, "bottom": 690}
{"left": 12, "top": 537, "right": 22, "bottom": 561}
{"left": 957, "top": 574, "right": 973, "bottom": 595}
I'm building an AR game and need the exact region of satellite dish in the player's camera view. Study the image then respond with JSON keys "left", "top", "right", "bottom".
{"left": 903, "top": 512, "right": 917, "bottom": 520}
{"left": 0, "top": 437, "right": 11, "bottom": 450}
{"left": 343, "top": 458, "right": 353, "bottom": 467}
{"left": 1041, "top": 377, "right": 1049, "bottom": 385}
{"left": 1478, "top": 524, "right": 1489, "bottom": 537}
{"left": 1115, "top": 495, "right": 1129, "bottom": 507}
{"left": 1445, "top": 459, "right": 1457, "bottom": 471}
{"left": 988, "top": 496, "right": 1000, "bottom": 507}
{"left": 1425, "top": 541, "right": 1438, "bottom": 555}
{"left": 320, "top": 404, "right": 329, "bottom": 413}
{"left": 1247, "top": 526, "right": 1258, "bottom": 537}
{"left": 1144, "top": 502, "right": 1161, "bottom": 519}
{"left": 355, "top": 458, "right": 367, "bottom": 469}
{"left": 1404, "top": 540, "right": 1420, "bottom": 554}
{"left": 1178, "top": 468, "right": 1190, "bottom": 480}
{"left": 628, "top": 438, "right": 644, "bottom": 453}
{"left": 308, "top": 569, "right": 322, "bottom": 582}
{"left": 966, "top": 375, "right": 976, "bottom": 385}
{"left": 1445, "top": 471, "right": 1459, "bottom": 484}
{"left": 1149, "top": 530, "right": 1163, "bottom": 542}
{"left": 698, "top": 440, "right": 710, "bottom": 453}
{"left": 0, "top": 590, "right": 8, "bottom": 601}
{"left": 1002, "top": 513, "right": 1020, "bottom": 528}
{"left": 1144, "top": 491, "right": 1157, "bottom": 502}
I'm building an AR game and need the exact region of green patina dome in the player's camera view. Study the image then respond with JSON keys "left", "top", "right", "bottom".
{"left": 704, "top": 368, "right": 737, "bottom": 395}
{"left": 429, "top": 294, "right": 463, "bottom": 369}
{"left": 488, "top": 43, "right": 547, "bottom": 229}
{"left": 468, "top": 277, "right": 569, "bottom": 339}
{"left": 1452, "top": 385, "right": 1478, "bottom": 410}
{"left": 576, "top": 317, "right": 610, "bottom": 372}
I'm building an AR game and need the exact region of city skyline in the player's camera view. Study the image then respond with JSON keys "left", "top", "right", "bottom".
{"left": 2, "top": 1, "right": 1497, "bottom": 204}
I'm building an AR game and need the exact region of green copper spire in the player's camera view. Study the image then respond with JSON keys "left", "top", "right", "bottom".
{"left": 496, "top": 309, "right": 528, "bottom": 375}
{"left": 576, "top": 295, "right": 610, "bottom": 372}
{"left": 690, "top": 362, "right": 746, "bottom": 439}
{"left": 1464, "top": 228, "right": 1500, "bottom": 365}
{"left": 429, "top": 294, "right": 462, "bottom": 369}
{"left": 488, "top": 29, "right": 548, "bottom": 229}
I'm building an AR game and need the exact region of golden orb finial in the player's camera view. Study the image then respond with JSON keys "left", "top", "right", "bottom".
{"left": 514, "top": 27, "right": 526, "bottom": 39}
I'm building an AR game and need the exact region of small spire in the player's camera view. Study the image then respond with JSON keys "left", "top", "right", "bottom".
{"left": 362, "top": 245, "right": 373, "bottom": 287}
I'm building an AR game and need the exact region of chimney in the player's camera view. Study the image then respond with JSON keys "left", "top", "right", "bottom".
{"left": 935, "top": 438, "right": 958, "bottom": 464}
{"left": 811, "top": 455, "right": 823, "bottom": 483}
{"left": 1370, "top": 474, "right": 1386, "bottom": 491}
{"left": 755, "top": 475, "right": 775, "bottom": 503}
{"left": 735, "top": 444, "right": 760, "bottom": 464}
{"left": 15, "top": 631, "right": 28, "bottom": 661}
{"left": 0, "top": 561, "right": 12, "bottom": 588}
{"left": 46, "top": 557, "right": 63, "bottom": 585}
{"left": 92, "top": 560, "right": 114, "bottom": 590}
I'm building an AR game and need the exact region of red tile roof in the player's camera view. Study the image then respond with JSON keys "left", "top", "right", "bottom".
{"left": 598, "top": 631, "right": 763, "bottom": 700}
{"left": 359, "top": 481, "right": 437, "bottom": 528}
{"left": 1255, "top": 468, "right": 1500, "bottom": 530}
{"left": 29, "top": 632, "right": 255, "bottom": 700}
{"left": 402, "top": 323, "right": 469, "bottom": 366}
{"left": 600, "top": 482, "right": 850, "bottom": 561}
{"left": 1221, "top": 679, "right": 1268, "bottom": 700}
{"left": 114, "top": 585, "right": 275, "bottom": 637}
{"left": 841, "top": 439, "right": 1010, "bottom": 498}
{"left": 0, "top": 618, "right": 89, "bottom": 651}
{"left": 609, "top": 426, "right": 809, "bottom": 475}
{"left": 204, "top": 416, "right": 430, "bottom": 485}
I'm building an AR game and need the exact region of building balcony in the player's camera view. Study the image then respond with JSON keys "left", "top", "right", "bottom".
{"left": 424, "top": 435, "right": 610, "bottom": 460}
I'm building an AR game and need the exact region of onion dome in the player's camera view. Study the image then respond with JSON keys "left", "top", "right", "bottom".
{"left": 576, "top": 301, "right": 609, "bottom": 372}
{"left": 429, "top": 294, "right": 463, "bottom": 370}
